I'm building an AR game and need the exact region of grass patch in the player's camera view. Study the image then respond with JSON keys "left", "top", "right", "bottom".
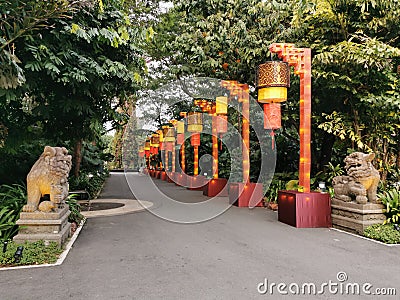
{"left": 364, "top": 224, "right": 400, "bottom": 244}
{"left": 0, "top": 240, "right": 63, "bottom": 267}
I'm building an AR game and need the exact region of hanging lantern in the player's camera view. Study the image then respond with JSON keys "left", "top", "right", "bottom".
{"left": 216, "top": 115, "right": 228, "bottom": 133}
{"left": 139, "top": 147, "right": 145, "bottom": 158}
{"left": 187, "top": 112, "right": 203, "bottom": 132}
{"left": 216, "top": 96, "right": 228, "bottom": 115}
{"left": 165, "top": 142, "right": 174, "bottom": 152}
{"left": 256, "top": 61, "right": 290, "bottom": 103}
{"left": 144, "top": 139, "right": 151, "bottom": 151}
{"left": 191, "top": 133, "right": 201, "bottom": 146}
{"left": 263, "top": 103, "right": 281, "bottom": 130}
{"left": 176, "top": 121, "right": 185, "bottom": 134}
{"left": 163, "top": 127, "right": 175, "bottom": 143}
{"left": 151, "top": 134, "right": 160, "bottom": 147}
{"left": 177, "top": 134, "right": 185, "bottom": 145}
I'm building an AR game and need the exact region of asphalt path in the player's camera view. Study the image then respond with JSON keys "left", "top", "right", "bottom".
{"left": 1, "top": 172, "right": 399, "bottom": 299}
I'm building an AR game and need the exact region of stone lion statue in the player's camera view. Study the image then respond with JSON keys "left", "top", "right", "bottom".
{"left": 332, "top": 152, "right": 380, "bottom": 204}
{"left": 23, "top": 146, "right": 72, "bottom": 212}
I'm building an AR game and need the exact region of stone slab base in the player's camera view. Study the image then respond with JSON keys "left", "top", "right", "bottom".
{"left": 331, "top": 199, "right": 385, "bottom": 234}
{"left": 13, "top": 205, "right": 71, "bottom": 246}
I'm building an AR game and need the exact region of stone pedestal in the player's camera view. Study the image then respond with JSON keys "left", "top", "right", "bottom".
{"left": 13, "top": 205, "right": 71, "bottom": 245}
{"left": 331, "top": 199, "right": 385, "bottom": 234}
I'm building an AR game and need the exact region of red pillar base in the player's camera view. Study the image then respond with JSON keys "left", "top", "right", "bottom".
{"left": 277, "top": 191, "right": 331, "bottom": 228}
{"left": 160, "top": 171, "right": 167, "bottom": 181}
{"left": 167, "top": 172, "right": 175, "bottom": 183}
{"left": 203, "top": 178, "right": 228, "bottom": 197}
{"left": 229, "top": 182, "right": 264, "bottom": 207}
{"left": 187, "top": 175, "right": 207, "bottom": 191}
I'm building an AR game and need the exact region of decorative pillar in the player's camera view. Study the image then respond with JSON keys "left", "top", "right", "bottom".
{"left": 268, "top": 43, "right": 312, "bottom": 193}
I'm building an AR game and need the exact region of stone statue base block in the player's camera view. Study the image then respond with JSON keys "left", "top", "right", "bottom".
{"left": 331, "top": 199, "right": 385, "bottom": 234}
{"left": 13, "top": 205, "right": 71, "bottom": 245}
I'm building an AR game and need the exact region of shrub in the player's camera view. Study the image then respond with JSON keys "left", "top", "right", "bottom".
{"left": 364, "top": 224, "right": 400, "bottom": 244}
{"left": 69, "top": 170, "right": 109, "bottom": 199}
{"left": 378, "top": 188, "right": 400, "bottom": 224}
{"left": 65, "top": 195, "right": 85, "bottom": 224}
{"left": 0, "top": 184, "right": 26, "bottom": 241}
{"left": 0, "top": 240, "right": 63, "bottom": 267}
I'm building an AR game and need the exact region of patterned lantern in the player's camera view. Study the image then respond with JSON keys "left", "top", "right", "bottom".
{"left": 187, "top": 112, "right": 203, "bottom": 133}
{"left": 163, "top": 127, "right": 175, "bottom": 143}
{"left": 256, "top": 61, "right": 290, "bottom": 103}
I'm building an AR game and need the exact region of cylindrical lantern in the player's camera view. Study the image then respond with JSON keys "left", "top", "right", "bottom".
{"left": 216, "top": 115, "right": 228, "bottom": 133}
{"left": 256, "top": 61, "right": 290, "bottom": 103}
{"left": 151, "top": 134, "right": 160, "bottom": 147}
{"left": 157, "top": 129, "right": 164, "bottom": 142}
{"left": 191, "top": 133, "right": 201, "bottom": 146}
{"left": 216, "top": 96, "right": 228, "bottom": 115}
{"left": 176, "top": 133, "right": 185, "bottom": 145}
{"left": 187, "top": 112, "right": 203, "bottom": 133}
{"left": 263, "top": 103, "right": 281, "bottom": 130}
{"left": 144, "top": 139, "right": 151, "bottom": 151}
{"left": 176, "top": 121, "right": 185, "bottom": 134}
{"left": 163, "top": 127, "right": 175, "bottom": 142}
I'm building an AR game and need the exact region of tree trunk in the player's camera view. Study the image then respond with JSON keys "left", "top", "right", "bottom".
{"left": 73, "top": 139, "right": 83, "bottom": 177}
{"left": 317, "top": 133, "right": 336, "bottom": 172}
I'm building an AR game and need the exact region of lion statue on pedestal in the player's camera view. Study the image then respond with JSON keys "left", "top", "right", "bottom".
{"left": 23, "top": 146, "right": 72, "bottom": 212}
{"left": 332, "top": 152, "right": 380, "bottom": 204}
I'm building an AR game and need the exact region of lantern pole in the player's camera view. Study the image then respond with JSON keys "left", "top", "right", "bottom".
{"left": 239, "top": 84, "right": 250, "bottom": 184}
{"left": 269, "top": 43, "right": 312, "bottom": 192}
{"left": 212, "top": 115, "right": 219, "bottom": 178}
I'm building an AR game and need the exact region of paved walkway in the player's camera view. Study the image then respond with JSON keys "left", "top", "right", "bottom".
{"left": 1, "top": 172, "right": 399, "bottom": 299}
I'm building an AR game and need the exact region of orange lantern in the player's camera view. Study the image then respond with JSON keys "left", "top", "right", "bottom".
{"left": 216, "top": 115, "right": 228, "bottom": 133}
{"left": 263, "top": 103, "right": 281, "bottom": 130}
{"left": 256, "top": 61, "right": 290, "bottom": 103}
{"left": 190, "top": 133, "right": 201, "bottom": 146}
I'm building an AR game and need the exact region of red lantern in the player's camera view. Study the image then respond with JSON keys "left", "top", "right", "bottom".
{"left": 263, "top": 103, "right": 281, "bottom": 129}
{"left": 176, "top": 133, "right": 185, "bottom": 145}
{"left": 191, "top": 133, "right": 200, "bottom": 146}
{"left": 145, "top": 150, "right": 150, "bottom": 157}
{"left": 216, "top": 115, "right": 228, "bottom": 133}
{"left": 165, "top": 142, "right": 174, "bottom": 152}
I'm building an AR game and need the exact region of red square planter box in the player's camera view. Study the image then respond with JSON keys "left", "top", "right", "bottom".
{"left": 155, "top": 171, "right": 161, "bottom": 179}
{"left": 160, "top": 171, "right": 167, "bottom": 181}
{"left": 277, "top": 191, "right": 331, "bottom": 228}
{"left": 203, "top": 178, "right": 228, "bottom": 197}
{"left": 167, "top": 172, "right": 175, "bottom": 183}
{"left": 229, "top": 182, "right": 264, "bottom": 207}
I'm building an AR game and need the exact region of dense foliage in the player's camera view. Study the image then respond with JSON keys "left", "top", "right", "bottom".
{"left": 144, "top": 0, "right": 400, "bottom": 189}
{"left": 364, "top": 223, "right": 400, "bottom": 244}
{"left": 0, "top": 184, "right": 26, "bottom": 241}
{"left": 0, "top": 240, "right": 63, "bottom": 267}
